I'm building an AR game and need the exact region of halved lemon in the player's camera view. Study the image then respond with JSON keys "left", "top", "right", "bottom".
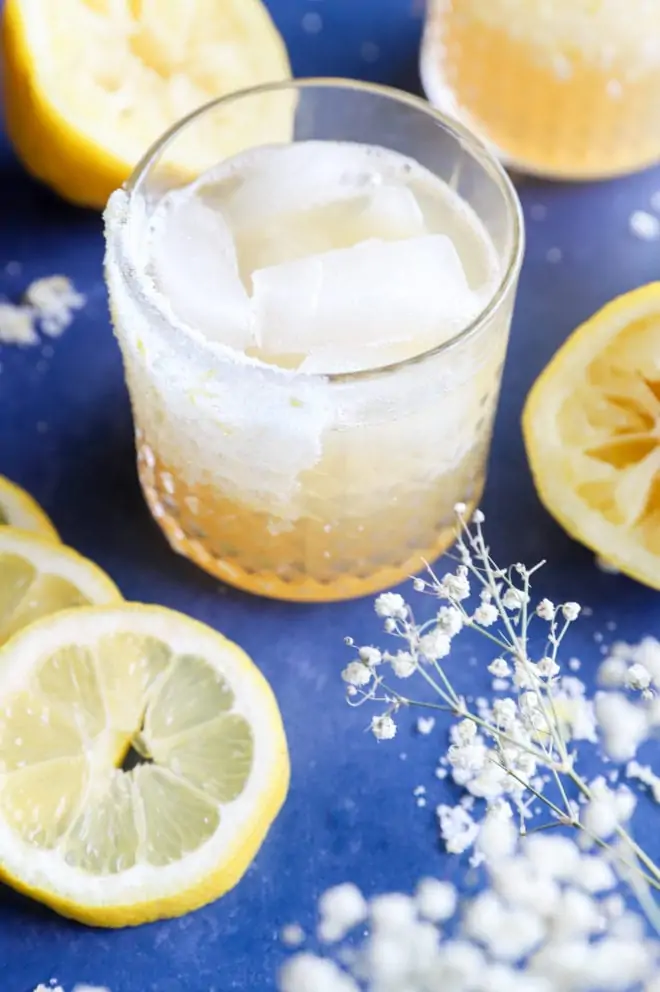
{"left": 2, "top": 0, "right": 292, "bottom": 209}
{"left": 0, "top": 527, "right": 121, "bottom": 646}
{"left": 0, "top": 604, "right": 289, "bottom": 926}
{"left": 523, "top": 283, "right": 660, "bottom": 588}
{"left": 0, "top": 476, "right": 59, "bottom": 541}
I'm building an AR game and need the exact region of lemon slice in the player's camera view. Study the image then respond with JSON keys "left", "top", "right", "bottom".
{"left": 0, "top": 604, "right": 289, "bottom": 926}
{"left": 0, "top": 476, "right": 59, "bottom": 541}
{"left": 0, "top": 528, "right": 121, "bottom": 646}
{"left": 523, "top": 283, "right": 660, "bottom": 587}
{"left": 2, "top": 0, "right": 292, "bottom": 209}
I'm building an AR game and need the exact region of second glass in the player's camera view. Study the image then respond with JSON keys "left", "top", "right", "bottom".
{"left": 104, "top": 80, "right": 523, "bottom": 602}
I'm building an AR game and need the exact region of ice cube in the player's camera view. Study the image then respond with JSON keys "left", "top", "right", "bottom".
{"left": 150, "top": 193, "right": 253, "bottom": 350}
{"left": 354, "top": 185, "right": 426, "bottom": 241}
{"left": 236, "top": 186, "right": 425, "bottom": 278}
{"left": 219, "top": 141, "right": 385, "bottom": 231}
{"left": 251, "top": 234, "right": 479, "bottom": 364}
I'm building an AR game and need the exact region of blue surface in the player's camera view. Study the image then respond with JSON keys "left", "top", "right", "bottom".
{"left": 2, "top": 1, "right": 660, "bottom": 989}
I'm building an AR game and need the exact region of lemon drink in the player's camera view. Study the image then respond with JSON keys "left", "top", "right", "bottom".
{"left": 421, "top": 0, "right": 660, "bottom": 180}
{"left": 105, "top": 82, "right": 523, "bottom": 602}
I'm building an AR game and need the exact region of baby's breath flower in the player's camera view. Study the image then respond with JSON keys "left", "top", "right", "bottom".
{"left": 390, "top": 651, "right": 416, "bottom": 679}
{"left": 488, "top": 657, "right": 511, "bottom": 678}
{"left": 438, "top": 567, "right": 471, "bottom": 602}
{"left": 536, "top": 656, "right": 560, "bottom": 679}
{"left": 359, "top": 646, "right": 382, "bottom": 666}
{"left": 454, "top": 501, "right": 467, "bottom": 515}
{"left": 419, "top": 628, "right": 451, "bottom": 661}
{"left": 473, "top": 602, "right": 499, "bottom": 627}
{"left": 473, "top": 509, "right": 485, "bottom": 523}
{"left": 595, "top": 692, "right": 649, "bottom": 761}
{"left": 436, "top": 605, "right": 463, "bottom": 637}
{"left": 452, "top": 718, "right": 478, "bottom": 745}
{"left": 335, "top": 508, "right": 660, "bottom": 977}
{"left": 341, "top": 661, "right": 372, "bottom": 687}
{"left": 536, "top": 598, "right": 555, "bottom": 621}
{"left": 437, "top": 803, "right": 480, "bottom": 854}
{"left": 582, "top": 780, "right": 634, "bottom": 840}
{"left": 502, "top": 587, "right": 528, "bottom": 611}
{"left": 492, "top": 698, "right": 518, "bottom": 729}
{"left": 627, "top": 662, "right": 652, "bottom": 691}
{"left": 374, "top": 592, "right": 407, "bottom": 620}
{"left": 371, "top": 713, "right": 397, "bottom": 741}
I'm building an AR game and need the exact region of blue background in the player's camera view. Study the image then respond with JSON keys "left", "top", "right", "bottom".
{"left": 2, "top": 0, "right": 660, "bottom": 989}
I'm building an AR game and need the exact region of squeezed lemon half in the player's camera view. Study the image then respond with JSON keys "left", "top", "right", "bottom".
{"left": 2, "top": 0, "right": 292, "bottom": 208}
{"left": 523, "top": 283, "right": 660, "bottom": 587}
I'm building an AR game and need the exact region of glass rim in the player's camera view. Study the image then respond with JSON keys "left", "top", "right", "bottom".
{"left": 124, "top": 76, "right": 525, "bottom": 382}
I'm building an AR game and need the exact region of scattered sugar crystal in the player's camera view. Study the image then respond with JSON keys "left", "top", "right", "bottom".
{"left": 281, "top": 923, "right": 306, "bottom": 947}
{"left": 0, "top": 303, "right": 39, "bottom": 345}
{"left": 546, "top": 247, "right": 562, "bottom": 263}
{"left": 415, "top": 878, "right": 457, "bottom": 922}
{"left": 629, "top": 210, "right": 660, "bottom": 241}
{"left": 0, "top": 275, "right": 84, "bottom": 346}
{"left": 25, "top": 276, "right": 85, "bottom": 337}
{"left": 279, "top": 954, "right": 359, "bottom": 992}
{"left": 317, "top": 883, "right": 368, "bottom": 943}
{"left": 529, "top": 204, "right": 547, "bottom": 221}
{"left": 416, "top": 716, "right": 435, "bottom": 735}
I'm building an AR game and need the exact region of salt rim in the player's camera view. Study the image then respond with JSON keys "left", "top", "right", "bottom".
{"left": 111, "top": 77, "right": 523, "bottom": 383}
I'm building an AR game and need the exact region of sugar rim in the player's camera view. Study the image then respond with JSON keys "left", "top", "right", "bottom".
{"left": 123, "top": 77, "right": 525, "bottom": 383}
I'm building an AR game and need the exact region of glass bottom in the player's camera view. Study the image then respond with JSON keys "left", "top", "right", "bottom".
{"left": 427, "top": 11, "right": 660, "bottom": 179}
{"left": 136, "top": 449, "right": 483, "bottom": 603}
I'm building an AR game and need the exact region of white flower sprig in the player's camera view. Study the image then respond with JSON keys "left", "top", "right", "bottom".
{"left": 341, "top": 506, "right": 660, "bottom": 896}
